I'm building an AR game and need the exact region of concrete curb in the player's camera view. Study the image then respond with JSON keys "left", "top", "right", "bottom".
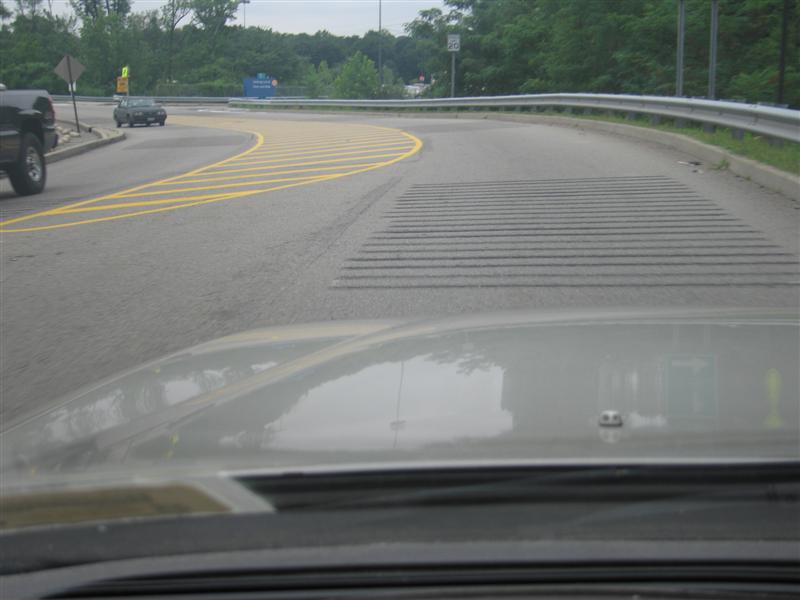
{"left": 47, "top": 123, "right": 125, "bottom": 164}
{"left": 235, "top": 106, "right": 799, "bottom": 201}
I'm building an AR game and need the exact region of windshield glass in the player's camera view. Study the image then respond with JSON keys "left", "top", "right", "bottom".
{"left": 0, "top": 0, "right": 797, "bottom": 565}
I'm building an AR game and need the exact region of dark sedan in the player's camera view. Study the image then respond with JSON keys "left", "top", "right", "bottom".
{"left": 113, "top": 97, "right": 167, "bottom": 127}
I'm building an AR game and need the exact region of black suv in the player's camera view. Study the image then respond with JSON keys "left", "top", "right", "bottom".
{"left": 0, "top": 86, "right": 58, "bottom": 195}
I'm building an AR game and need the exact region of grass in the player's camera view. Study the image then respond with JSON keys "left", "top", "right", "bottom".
{"left": 230, "top": 102, "right": 800, "bottom": 175}
{"left": 566, "top": 111, "right": 800, "bottom": 175}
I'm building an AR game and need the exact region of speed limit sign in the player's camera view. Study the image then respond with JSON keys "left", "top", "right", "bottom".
{"left": 447, "top": 34, "right": 461, "bottom": 52}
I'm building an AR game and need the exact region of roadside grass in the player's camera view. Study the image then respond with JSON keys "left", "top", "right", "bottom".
{"left": 567, "top": 111, "right": 799, "bottom": 176}
{"left": 232, "top": 102, "right": 799, "bottom": 176}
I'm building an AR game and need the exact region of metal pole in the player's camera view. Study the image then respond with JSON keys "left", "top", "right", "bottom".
{"left": 241, "top": 0, "right": 249, "bottom": 28}
{"left": 450, "top": 52, "right": 455, "bottom": 97}
{"left": 378, "top": 0, "right": 383, "bottom": 86}
{"left": 676, "top": 0, "right": 685, "bottom": 96}
{"left": 66, "top": 55, "right": 80, "bottom": 134}
{"left": 777, "top": 0, "right": 789, "bottom": 104}
{"left": 708, "top": 0, "right": 718, "bottom": 99}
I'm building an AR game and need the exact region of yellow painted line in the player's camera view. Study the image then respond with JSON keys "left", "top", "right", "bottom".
{"left": 57, "top": 193, "right": 253, "bottom": 212}
{"left": 204, "top": 152, "right": 409, "bottom": 175}
{"left": 226, "top": 145, "right": 415, "bottom": 167}
{"left": 108, "top": 173, "right": 335, "bottom": 200}
{"left": 250, "top": 136, "right": 412, "bottom": 156}
{"left": 253, "top": 133, "right": 403, "bottom": 151}
{"left": 0, "top": 131, "right": 266, "bottom": 227}
{"left": 243, "top": 140, "right": 416, "bottom": 160}
{"left": 170, "top": 162, "right": 380, "bottom": 185}
{"left": 0, "top": 123, "right": 422, "bottom": 233}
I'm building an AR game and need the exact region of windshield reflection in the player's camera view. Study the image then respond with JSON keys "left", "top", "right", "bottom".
{"left": 3, "top": 319, "right": 798, "bottom": 474}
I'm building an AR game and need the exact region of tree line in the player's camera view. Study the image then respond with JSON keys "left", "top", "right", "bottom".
{"left": 1, "top": 0, "right": 796, "bottom": 106}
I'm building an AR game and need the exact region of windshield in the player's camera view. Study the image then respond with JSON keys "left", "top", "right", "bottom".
{"left": 128, "top": 98, "right": 156, "bottom": 107}
{"left": 0, "top": 0, "right": 797, "bottom": 572}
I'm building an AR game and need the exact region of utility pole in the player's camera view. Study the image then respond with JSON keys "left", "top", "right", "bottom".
{"left": 676, "top": 0, "right": 685, "bottom": 96}
{"left": 241, "top": 0, "right": 250, "bottom": 28}
{"left": 450, "top": 52, "right": 455, "bottom": 97}
{"left": 777, "top": 0, "right": 789, "bottom": 104}
{"left": 708, "top": 0, "right": 718, "bottom": 99}
{"left": 378, "top": 0, "right": 383, "bottom": 86}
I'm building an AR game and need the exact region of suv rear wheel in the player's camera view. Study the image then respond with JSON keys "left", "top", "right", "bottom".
{"left": 7, "top": 133, "right": 46, "bottom": 196}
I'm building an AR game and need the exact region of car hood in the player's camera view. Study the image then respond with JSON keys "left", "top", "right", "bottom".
{"left": 2, "top": 309, "right": 798, "bottom": 488}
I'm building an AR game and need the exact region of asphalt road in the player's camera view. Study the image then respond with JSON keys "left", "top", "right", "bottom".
{"left": 1, "top": 102, "right": 798, "bottom": 424}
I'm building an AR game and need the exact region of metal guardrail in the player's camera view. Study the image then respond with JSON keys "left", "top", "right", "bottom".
{"left": 230, "top": 93, "right": 800, "bottom": 143}
{"left": 52, "top": 93, "right": 799, "bottom": 142}
{"left": 52, "top": 95, "right": 230, "bottom": 104}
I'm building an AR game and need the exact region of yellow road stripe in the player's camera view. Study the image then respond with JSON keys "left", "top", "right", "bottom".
{"left": 254, "top": 133, "right": 403, "bottom": 151}
{"left": 0, "top": 132, "right": 266, "bottom": 227}
{"left": 204, "top": 152, "right": 408, "bottom": 175}
{"left": 109, "top": 173, "right": 333, "bottom": 200}
{"left": 250, "top": 136, "right": 412, "bottom": 155}
{"left": 226, "top": 145, "right": 415, "bottom": 167}
{"left": 169, "top": 162, "right": 380, "bottom": 185}
{"left": 243, "top": 140, "right": 416, "bottom": 160}
{"left": 1, "top": 122, "right": 422, "bottom": 233}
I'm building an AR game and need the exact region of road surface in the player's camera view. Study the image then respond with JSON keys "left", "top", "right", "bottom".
{"left": 1, "top": 102, "right": 797, "bottom": 424}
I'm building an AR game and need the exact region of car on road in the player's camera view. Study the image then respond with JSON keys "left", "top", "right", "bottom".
{"left": 113, "top": 97, "right": 167, "bottom": 127}
{"left": 0, "top": 85, "right": 58, "bottom": 195}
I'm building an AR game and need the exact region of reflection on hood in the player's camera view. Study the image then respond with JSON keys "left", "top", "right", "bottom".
{"left": 2, "top": 311, "right": 798, "bottom": 479}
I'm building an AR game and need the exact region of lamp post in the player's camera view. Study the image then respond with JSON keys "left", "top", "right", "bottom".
{"left": 708, "top": 0, "right": 718, "bottom": 99}
{"left": 378, "top": 0, "right": 383, "bottom": 86}
{"left": 241, "top": 0, "right": 250, "bottom": 28}
{"left": 676, "top": 0, "right": 685, "bottom": 96}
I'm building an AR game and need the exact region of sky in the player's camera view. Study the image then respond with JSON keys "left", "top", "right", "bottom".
{"left": 47, "top": 0, "right": 448, "bottom": 37}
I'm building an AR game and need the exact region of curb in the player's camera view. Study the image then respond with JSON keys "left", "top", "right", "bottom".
{"left": 234, "top": 106, "right": 799, "bottom": 201}
{"left": 47, "top": 122, "right": 125, "bottom": 164}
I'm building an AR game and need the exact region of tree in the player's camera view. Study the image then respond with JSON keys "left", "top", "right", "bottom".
{"left": 161, "top": 0, "right": 191, "bottom": 79}
{"left": 191, "top": 0, "right": 236, "bottom": 37}
{"left": 15, "top": 0, "right": 43, "bottom": 18}
{"left": 333, "top": 51, "right": 379, "bottom": 99}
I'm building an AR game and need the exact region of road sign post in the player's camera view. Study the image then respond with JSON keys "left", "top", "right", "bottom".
{"left": 54, "top": 54, "right": 85, "bottom": 135}
{"left": 447, "top": 34, "right": 460, "bottom": 98}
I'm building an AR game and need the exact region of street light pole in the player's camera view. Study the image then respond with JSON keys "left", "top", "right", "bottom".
{"left": 241, "top": 0, "right": 250, "bottom": 28}
{"left": 708, "top": 0, "right": 718, "bottom": 99}
{"left": 378, "top": 0, "right": 383, "bottom": 86}
{"left": 676, "top": 0, "right": 685, "bottom": 96}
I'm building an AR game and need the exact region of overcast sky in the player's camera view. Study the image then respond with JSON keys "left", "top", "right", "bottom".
{"left": 47, "top": 0, "right": 447, "bottom": 36}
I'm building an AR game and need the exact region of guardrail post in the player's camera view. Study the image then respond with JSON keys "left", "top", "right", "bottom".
{"left": 675, "top": 118, "right": 688, "bottom": 128}
{"left": 731, "top": 129, "right": 744, "bottom": 140}
{"left": 625, "top": 111, "right": 637, "bottom": 121}
{"left": 650, "top": 115, "right": 662, "bottom": 125}
{"left": 703, "top": 123, "right": 716, "bottom": 133}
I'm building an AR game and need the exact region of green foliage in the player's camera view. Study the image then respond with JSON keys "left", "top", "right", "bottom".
{"left": 304, "top": 60, "right": 334, "bottom": 98}
{"left": 333, "top": 51, "right": 379, "bottom": 99}
{"left": 0, "top": 0, "right": 796, "bottom": 107}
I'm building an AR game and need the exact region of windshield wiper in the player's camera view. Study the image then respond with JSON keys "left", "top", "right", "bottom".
{"left": 236, "top": 462, "right": 800, "bottom": 511}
